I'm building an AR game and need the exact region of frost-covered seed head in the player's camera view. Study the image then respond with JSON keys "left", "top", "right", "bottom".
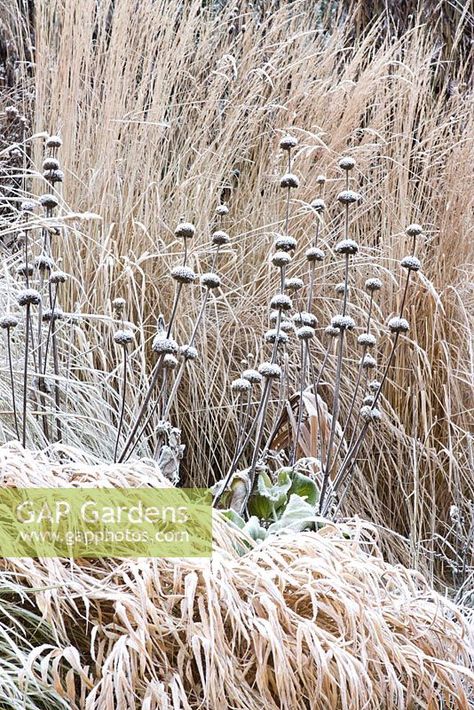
{"left": 406, "top": 223, "right": 423, "bottom": 237}
{"left": 280, "top": 173, "right": 299, "bottom": 189}
{"left": 201, "top": 272, "right": 221, "bottom": 289}
{"left": 20, "top": 201, "right": 35, "bottom": 213}
{"left": 279, "top": 134, "right": 298, "bottom": 151}
{"left": 42, "top": 157, "right": 59, "bottom": 171}
{"left": 335, "top": 239, "right": 359, "bottom": 255}
{"left": 163, "top": 354, "right": 178, "bottom": 370}
{"left": 365, "top": 277, "right": 382, "bottom": 292}
{"left": 284, "top": 277, "right": 304, "bottom": 292}
{"left": 358, "top": 333, "right": 376, "bottom": 347}
{"left": 42, "top": 307, "right": 64, "bottom": 322}
{"left": 46, "top": 135, "right": 62, "bottom": 149}
{"left": 279, "top": 319, "right": 294, "bottom": 333}
{"left": 338, "top": 156, "right": 356, "bottom": 171}
{"left": 16, "top": 264, "right": 33, "bottom": 277}
{"left": 361, "top": 354, "right": 377, "bottom": 370}
{"left": 264, "top": 329, "right": 289, "bottom": 345}
{"left": 296, "top": 326, "right": 315, "bottom": 341}
{"left": 39, "top": 194, "right": 59, "bottom": 210}
{"left": 258, "top": 362, "right": 282, "bottom": 379}
{"left": 337, "top": 190, "right": 361, "bottom": 205}
{"left": 270, "top": 294, "right": 292, "bottom": 311}
{"left": 152, "top": 335, "right": 178, "bottom": 354}
{"left": 363, "top": 395, "right": 375, "bottom": 406}
{"left": 242, "top": 368, "right": 262, "bottom": 385}
{"left": 316, "top": 174, "right": 326, "bottom": 185}
{"left": 112, "top": 297, "right": 126, "bottom": 313}
{"left": 361, "top": 405, "right": 382, "bottom": 422}
{"left": 274, "top": 235, "right": 297, "bottom": 252}
{"left": 17, "top": 289, "right": 41, "bottom": 307}
{"left": 271, "top": 251, "right": 292, "bottom": 268}
{"left": 180, "top": 344, "right": 198, "bottom": 360}
{"left": 113, "top": 329, "right": 134, "bottom": 345}
{"left": 5, "top": 106, "right": 19, "bottom": 119}
{"left": 35, "top": 255, "right": 55, "bottom": 272}
{"left": 45, "top": 169, "right": 64, "bottom": 184}
{"left": 325, "top": 325, "right": 340, "bottom": 338}
{"left": 0, "top": 315, "right": 19, "bottom": 329}
{"left": 310, "top": 198, "right": 326, "bottom": 212}
{"left": 305, "top": 247, "right": 325, "bottom": 262}
{"left": 400, "top": 256, "right": 421, "bottom": 271}
{"left": 171, "top": 266, "right": 196, "bottom": 284}
{"left": 231, "top": 377, "right": 252, "bottom": 393}
{"left": 331, "top": 315, "right": 356, "bottom": 330}
{"left": 369, "top": 380, "right": 381, "bottom": 393}
{"left": 335, "top": 282, "right": 347, "bottom": 295}
{"left": 212, "top": 230, "right": 230, "bottom": 246}
{"left": 175, "top": 222, "right": 196, "bottom": 239}
{"left": 215, "top": 204, "right": 229, "bottom": 216}
{"left": 293, "top": 311, "right": 317, "bottom": 327}
{"left": 388, "top": 317, "right": 410, "bottom": 333}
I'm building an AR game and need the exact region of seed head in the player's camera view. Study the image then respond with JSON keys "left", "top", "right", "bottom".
{"left": 337, "top": 190, "right": 361, "bottom": 205}
{"left": 360, "top": 354, "right": 377, "bottom": 370}
{"left": 264, "top": 329, "right": 289, "bottom": 345}
{"left": 0, "top": 315, "right": 19, "bottom": 329}
{"left": 16, "top": 264, "right": 33, "bottom": 278}
{"left": 270, "top": 294, "right": 292, "bottom": 311}
{"left": 175, "top": 222, "right": 196, "bottom": 239}
{"left": 293, "top": 311, "right": 317, "bottom": 327}
{"left": 271, "top": 251, "right": 292, "bottom": 268}
{"left": 215, "top": 204, "right": 229, "bottom": 216}
{"left": 284, "top": 277, "right": 304, "bottom": 292}
{"left": 316, "top": 175, "right": 326, "bottom": 185}
{"left": 39, "top": 194, "right": 59, "bottom": 210}
{"left": 310, "top": 198, "right": 326, "bottom": 212}
{"left": 180, "top": 344, "right": 198, "bottom": 360}
{"left": 331, "top": 315, "right": 356, "bottom": 330}
{"left": 113, "top": 329, "right": 134, "bottom": 346}
{"left": 296, "top": 325, "right": 315, "bottom": 341}
{"left": 335, "top": 239, "right": 359, "bottom": 255}
{"left": 163, "top": 354, "right": 178, "bottom": 370}
{"left": 240, "top": 369, "right": 260, "bottom": 386}
{"left": 44, "top": 169, "right": 64, "bottom": 184}
{"left": 305, "top": 247, "right": 325, "bottom": 262}
{"left": 212, "top": 230, "right": 230, "bottom": 246}
{"left": 365, "top": 277, "right": 382, "bottom": 292}
{"left": 258, "top": 362, "right": 282, "bottom": 379}
{"left": 388, "top": 317, "right": 409, "bottom": 333}
{"left": 280, "top": 319, "right": 294, "bottom": 333}
{"left": 42, "top": 157, "right": 60, "bottom": 171}
{"left": 112, "top": 297, "right": 126, "bottom": 314}
{"left": 279, "top": 134, "right": 298, "bottom": 151}
{"left": 363, "top": 395, "right": 375, "bottom": 406}
{"left": 338, "top": 156, "right": 356, "bottom": 171}
{"left": 280, "top": 173, "right": 299, "bottom": 189}
{"left": 171, "top": 265, "right": 197, "bottom": 284}
{"left": 201, "top": 272, "right": 221, "bottom": 289}
{"left": 335, "top": 282, "right": 347, "bottom": 295}
{"left": 35, "top": 255, "right": 55, "bottom": 273}
{"left": 152, "top": 334, "right": 178, "bottom": 355}
{"left": 360, "top": 405, "right": 382, "bottom": 422}
{"left": 274, "top": 235, "right": 297, "bottom": 252}
{"left": 400, "top": 256, "right": 421, "bottom": 271}
{"left": 231, "top": 377, "right": 252, "bottom": 393}
{"left": 20, "top": 201, "right": 35, "bottom": 213}
{"left": 325, "top": 325, "right": 340, "bottom": 338}
{"left": 46, "top": 135, "right": 62, "bottom": 149}
{"left": 5, "top": 106, "right": 19, "bottom": 119}
{"left": 368, "top": 380, "right": 381, "bottom": 393}
{"left": 42, "top": 307, "right": 65, "bottom": 322}
{"left": 406, "top": 223, "right": 423, "bottom": 237}
{"left": 357, "top": 333, "right": 376, "bottom": 347}
{"left": 17, "top": 289, "right": 41, "bottom": 307}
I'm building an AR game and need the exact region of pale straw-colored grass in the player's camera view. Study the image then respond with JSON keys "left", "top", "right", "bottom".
{"left": 0, "top": 443, "right": 472, "bottom": 709}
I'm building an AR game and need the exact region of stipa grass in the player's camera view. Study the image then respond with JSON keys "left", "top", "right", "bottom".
{"left": 0, "top": 443, "right": 472, "bottom": 709}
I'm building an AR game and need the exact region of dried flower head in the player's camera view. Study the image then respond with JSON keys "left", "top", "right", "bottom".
{"left": 361, "top": 405, "right": 382, "bottom": 422}
{"left": 152, "top": 334, "right": 178, "bottom": 355}
{"left": 112, "top": 297, "right": 126, "bottom": 314}
{"left": 337, "top": 190, "right": 361, "bottom": 205}
{"left": 163, "top": 354, "right": 178, "bottom": 370}
{"left": 325, "top": 325, "right": 340, "bottom": 338}
{"left": 338, "top": 156, "right": 356, "bottom": 171}
{"left": 335, "top": 282, "right": 347, "bottom": 295}
{"left": 215, "top": 204, "right": 229, "bottom": 216}
{"left": 335, "top": 239, "right": 359, "bottom": 255}
{"left": 42, "top": 307, "right": 65, "bottom": 322}
{"left": 46, "top": 135, "right": 62, "bottom": 149}
{"left": 279, "top": 134, "right": 298, "bottom": 151}
{"left": 365, "top": 277, "right": 383, "bottom": 292}
{"left": 258, "top": 362, "right": 282, "bottom": 379}
{"left": 310, "top": 198, "right": 326, "bottom": 213}
{"left": 231, "top": 377, "right": 252, "bottom": 393}
{"left": 39, "top": 194, "right": 59, "bottom": 210}
{"left": 16, "top": 264, "right": 33, "bottom": 278}
{"left": 361, "top": 354, "right": 377, "bottom": 370}
{"left": 357, "top": 333, "right": 376, "bottom": 347}
{"left": 270, "top": 294, "right": 292, "bottom": 311}
{"left": 171, "top": 266, "right": 197, "bottom": 284}
{"left": 212, "top": 230, "right": 230, "bottom": 246}
{"left": 242, "top": 368, "right": 262, "bottom": 384}
{"left": 296, "top": 325, "right": 315, "bottom": 341}
{"left": 175, "top": 222, "right": 196, "bottom": 239}
{"left": 49, "top": 271, "right": 68, "bottom": 285}
{"left": 274, "top": 235, "right": 297, "bottom": 252}
{"left": 5, "top": 106, "right": 19, "bottom": 119}
{"left": 271, "top": 251, "right": 292, "bottom": 268}
{"left": 284, "top": 277, "right": 304, "bottom": 292}
{"left": 44, "top": 169, "right": 64, "bottom": 184}
{"left": 0, "top": 315, "right": 19, "bottom": 329}
{"left": 35, "top": 255, "right": 55, "bottom": 273}
{"left": 406, "top": 223, "right": 423, "bottom": 237}
{"left": 388, "top": 317, "right": 410, "bottom": 333}
{"left": 17, "top": 289, "right": 41, "bottom": 307}
{"left": 363, "top": 395, "right": 375, "bottom": 406}
{"left": 368, "top": 380, "right": 381, "bottom": 393}
{"left": 201, "top": 272, "right": 221, "bottom": 289}
{"left": 316, "top": 175, "right": 326, "bottom": 185}
{"left": 293, "top": 311, "right": 317, "bottom": 327}
{"left": 279, "top": 319, "right": 294, "bottom": 333}
{"left": 280, "top": 173, "right": 299, "bottom": 189}
{"left": 113, "top": 329, "right": 134, "bottom": 346}
{"left": 20, "top": 201, "right": 35, "bottom": 213}
{"left": 180, "top": 344, "right": 198, "bottom": 360}
{"left": 264, "top": 329, "right": 289, "bottom": 345}
{"left": 305, "top": 247, "right": 325, "bottom": 262}
{"left": 331, "top": 315, "right": 356, "bottom": 330}
{"left": 42, "top": 158, "right": 60, "bottom": 171}
{"left": 400, "top": 256, "right": 421, "bottom": 271}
